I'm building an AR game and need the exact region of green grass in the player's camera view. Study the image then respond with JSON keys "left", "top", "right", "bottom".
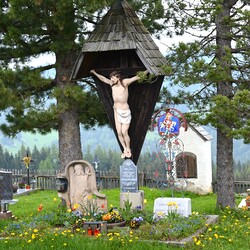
{"left": 0, "top": 188, "right": 249, "bottom": 250}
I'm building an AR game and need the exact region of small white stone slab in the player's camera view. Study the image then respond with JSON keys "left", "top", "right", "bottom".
{"left": 153, "top": 197, "right": 192, "bottom": 218}
{"left": 238, "top": 199, "right": 246, "bottom": 208}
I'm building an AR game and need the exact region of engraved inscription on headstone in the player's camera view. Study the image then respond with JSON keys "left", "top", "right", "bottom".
{"left": 0, "top": 171, "right": 13, "bottom": 201}
{"left": 120, "top": 159, "right": 138, "bottom": 193}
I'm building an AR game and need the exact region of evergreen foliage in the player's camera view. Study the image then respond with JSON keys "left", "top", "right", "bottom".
{"left": 160, "top": 0, "right": 250, "bottom": 208}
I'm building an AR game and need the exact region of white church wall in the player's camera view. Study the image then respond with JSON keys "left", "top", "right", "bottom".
{"left": 178, "top": 126, "right": 213, "bottom": 194}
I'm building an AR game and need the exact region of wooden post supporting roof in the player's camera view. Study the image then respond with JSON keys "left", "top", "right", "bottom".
{"left": 71, "top": 0, "right": 167, "bottom": 164}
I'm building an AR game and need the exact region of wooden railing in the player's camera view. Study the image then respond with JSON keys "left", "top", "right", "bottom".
{"left": 211, "top": 180, "right": 250, "bottom": 194}
{"left": 2, "top": 168, "right": 250, "bottom": 193}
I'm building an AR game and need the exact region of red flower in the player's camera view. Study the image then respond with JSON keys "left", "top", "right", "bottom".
{"left": 37, "top": 204, "right": 43, "bottom": 212}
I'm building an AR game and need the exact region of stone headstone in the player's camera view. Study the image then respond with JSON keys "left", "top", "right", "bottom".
{"left": 57, "top": 160, "right": 108, "bottom": 212}
{"left": 153, "top": 197, "right": 191, "bottom": 218}
{"left": 120, "top": 159, "right": 138, "bottom": 193}
{"left": 0, "top": 171, "right": 13, "bottom": 201}
{"left": 120, "top": 190, "right": 144, "bottom": 210}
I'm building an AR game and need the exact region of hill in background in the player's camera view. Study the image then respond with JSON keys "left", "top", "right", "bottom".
{"left": 0, "top": 125, "right": 249, "bottom": 164}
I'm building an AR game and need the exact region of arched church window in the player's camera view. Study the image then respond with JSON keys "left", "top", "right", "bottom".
{"left": 176, "top": 152, "right": 197, "bottom": 178}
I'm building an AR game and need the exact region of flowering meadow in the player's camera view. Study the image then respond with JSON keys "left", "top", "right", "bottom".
{"left": 0, "top": 188, "right": 249, "bottom": 249}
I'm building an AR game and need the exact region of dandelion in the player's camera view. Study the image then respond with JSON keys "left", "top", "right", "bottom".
{"left": 144, "top": 199, "right": 147, "bottom": 204}
{"left": 53, "top": 197, "right": 57, "bottom": 202}
{"left": 214, "top": 233, "right": 218, "bottom": 239}
{"left": 28, "top": 239, "right": 32, "bottom": 243}
{"left": 196, "top": 240, "right": 201, "bottom": 245}
{"left": 63, "top": 243, "right": 67, "bottom": 246}
{"left": 34, "top": 229, "right": 38, "bottom": 233}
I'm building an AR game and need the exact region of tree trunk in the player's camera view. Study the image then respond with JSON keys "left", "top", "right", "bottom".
{"left": 58, "top": 109, "right": 82, "bottom": 171}
{"left": 215, "top": 1, "right": 236, "bottom": 208}
{"left": 216, "top": 129, "right": 235, "bottom": 207}
{"left": 56, "top": 51, "right": 83, "bottom": 171}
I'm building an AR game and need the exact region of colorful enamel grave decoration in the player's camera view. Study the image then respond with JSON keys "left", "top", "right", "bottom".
{"left": 150, "top": 108, "right": 188, "bottom": 193}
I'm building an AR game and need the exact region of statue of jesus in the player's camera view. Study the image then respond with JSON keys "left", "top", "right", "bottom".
{"left": 90, "top": 69, "right": 147, "bottom": 158}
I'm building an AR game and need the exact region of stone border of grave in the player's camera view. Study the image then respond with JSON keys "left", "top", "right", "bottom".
{"left": 13, "top": 188, "right": 39, "bottom": 197}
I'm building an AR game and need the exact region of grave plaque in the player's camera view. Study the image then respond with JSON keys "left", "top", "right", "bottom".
{"left": 153, "top": 197, "right": 191, "bottom": 218}
{"left": 120, "top": 159, "right": 138, "bottom": 193}
{"left": 0, "top": 171, "right": 13, "bottom": 201}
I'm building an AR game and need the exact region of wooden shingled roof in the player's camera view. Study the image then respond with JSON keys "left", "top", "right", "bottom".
{"left": 71, "top": 0, "right": 167, "bottom": 164}
{"left": 71, "top": 0, "right": 167, "bottom": 78}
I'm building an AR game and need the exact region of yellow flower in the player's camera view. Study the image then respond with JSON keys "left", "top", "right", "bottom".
{"left": 53, "top": 197, "right": 57, "bottom": 202}
{"left": 144, "top": 199, "right": 147, "bottom": 204}
{"left": 34, "top": 229, "right": 38, "bottom": 233}
{"left": 67, "top": 209, "right": 72, "bottom": 213}
{"left": 196, "top": 240, "right": 201, "bottom": 245}
{"left": 73, "top": 204, "right": 79, "bottom": 210}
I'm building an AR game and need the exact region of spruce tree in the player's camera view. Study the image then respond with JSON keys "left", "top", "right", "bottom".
{"left": 162, "top": 0, "right": 250, "bottom": 208}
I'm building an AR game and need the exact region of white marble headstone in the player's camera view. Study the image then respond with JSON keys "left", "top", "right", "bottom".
{"left": 153, "top": 197, "right": 192, "bottom": 218}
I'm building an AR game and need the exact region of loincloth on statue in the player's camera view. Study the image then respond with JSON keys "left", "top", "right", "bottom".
{"left": 114, "top": 108, "right": 131, "bottom": 124}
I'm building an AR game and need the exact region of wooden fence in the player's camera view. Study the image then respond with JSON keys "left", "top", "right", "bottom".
{"left": 2, "top": 168, "right": 250, "bottom": 194}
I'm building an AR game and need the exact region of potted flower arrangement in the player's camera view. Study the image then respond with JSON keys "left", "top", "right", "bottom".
{"left": 18, "top": 180, "right": 26, "bottom": 189}
{"left": 72, "top": 197, "right": 125, "bottom": 234}
{"left": 97, "top": 207, "right": 125, "bottom": 229}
